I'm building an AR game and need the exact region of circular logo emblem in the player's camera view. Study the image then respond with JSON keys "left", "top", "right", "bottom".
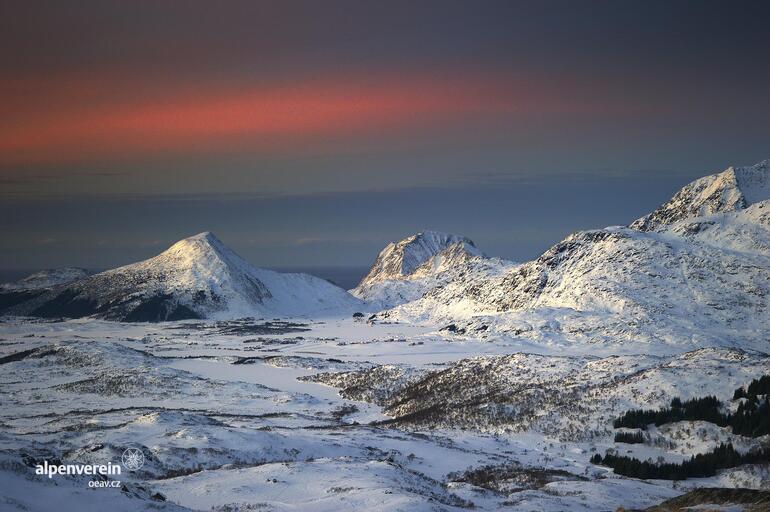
{"left": 121, "top": 447, "right": 145, "bottom": 471}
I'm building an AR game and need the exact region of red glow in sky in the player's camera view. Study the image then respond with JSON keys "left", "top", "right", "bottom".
{"left": 0, "top": 74, "right": 532, "bottom": 165}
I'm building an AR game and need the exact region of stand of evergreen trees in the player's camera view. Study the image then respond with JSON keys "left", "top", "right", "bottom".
{"left": 612, "top": 375, "right": 770, "bottom": 438}
{"left": 733, "top": 375, "right": 770, "bottom": 400}
{"left": 614, "top": 431, "right": 645, "bottom": 444}
{"left": 596, "top": 375, "right": 770, "bottom": 480}
{"left": 590, "top": 443, "right": 770, "bottom": 480}
{"left": 613, "top": 396, "right": 726, "bottom": 429}
{"left": 731, "top": 396, "right": 770, "bottom": 437}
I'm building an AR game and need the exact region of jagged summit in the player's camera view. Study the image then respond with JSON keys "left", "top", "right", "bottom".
{"left": 631, "top": 159, "right": 770, "bottom": 231}
{"left": 1, "top": 232, "right": 362, "bottom": 322}
{"left": 356, "top": 231, "right": 483, "bottom": 287}
{"left": 351, "top": 231, "right": 511, "bottom": 309}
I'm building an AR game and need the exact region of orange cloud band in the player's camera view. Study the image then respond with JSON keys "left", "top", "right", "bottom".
{"left": 0, "top": 74, "right": 525, "bottom": 165}
{"left": 0, "top": 71, "right": 650, "bottom": 166}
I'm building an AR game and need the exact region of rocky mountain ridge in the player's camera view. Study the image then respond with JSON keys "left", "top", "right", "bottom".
{"left": 376, "top": 160, "right": 770, "bottom": 351}
{"left": 631, "top": 159, "right": 770, "bottom": 231}
{"left": 351, "top": 230, "right": 514, "bottom": 308}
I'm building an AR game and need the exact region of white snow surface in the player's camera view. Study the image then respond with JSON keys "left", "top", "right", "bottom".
{"left": 631, "top": 159, "right": 770, "bottom": 231}
{"left": 0, "top": 318, "right": 767, "bottom": 511}
{"left": 0, "top": 267, "right": 90, "bottom": 290}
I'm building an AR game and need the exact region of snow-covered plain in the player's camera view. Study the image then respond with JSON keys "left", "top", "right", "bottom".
{"left": 0, "top": 316, "right": 767, "bottom": 511}
{"left": 1, "top": 160, "right": 770, "bottom": 511}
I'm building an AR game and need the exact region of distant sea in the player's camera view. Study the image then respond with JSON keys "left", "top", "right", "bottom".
{"left": 0, "top": 266, "right": 369, "bottom": 291}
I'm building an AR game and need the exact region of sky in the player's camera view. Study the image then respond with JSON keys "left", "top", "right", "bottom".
{"left": 2, "top": 0, "right": 770, "bottom": 274}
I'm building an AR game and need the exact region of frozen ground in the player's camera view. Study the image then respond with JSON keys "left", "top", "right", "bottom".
{"left": 0, "top": 315, "right": 767, "bottom": 511}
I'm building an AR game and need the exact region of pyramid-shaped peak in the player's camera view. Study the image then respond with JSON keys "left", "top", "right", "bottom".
{"left": 3, "top": 229, "right": 362, "bottom": 321}
{"left": 177, "top": 231, "right": 222, "bottom": 246}
{"left": 148, "top": 231, "right": 254, "bottom": 278}
{"left": 165, "top": 231, "right": 227, "bottom": 254}
{"left": 189, "top": 231, "right": 217, "bottom": 241}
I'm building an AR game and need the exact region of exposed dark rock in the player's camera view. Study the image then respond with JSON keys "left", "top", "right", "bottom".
{"left": 642, "top": 487, "right": 770, "bottom": 511}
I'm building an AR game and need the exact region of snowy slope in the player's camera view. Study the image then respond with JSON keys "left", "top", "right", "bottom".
{"left": 1, "top": 232, "right": 362, "bottom": 321}
{"left": 319, "top": 347, "right": 770, "bottom": 439}
{"left": 0, "top": 267, "right": 90, "bottom": 290}
{"left": 351, "top": 231, "right": 514, "bottom": 308}
{"left": 631, "top": 159, "right": 770, "bottom": 231}
{"left": 379, "top": 161, "right": 770, "bottom": 351}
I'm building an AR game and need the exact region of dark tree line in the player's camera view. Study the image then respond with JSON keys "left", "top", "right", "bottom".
{"left": 613, "top": 375, "right": 770, "bottom": 438}
{"left": 613, "top": 396, "right": 726, "bottom": 429}
{"left": 591, "top": 443, "right": 770, "bottom": 480}
{"left": 733, "top": 375, "right": 770, "bottom": 400}
{"left": 614, "top": 431, "right": 645, "bottom": 444}
{"left": 731, "top": 396, "right": 770, "bottom": 437}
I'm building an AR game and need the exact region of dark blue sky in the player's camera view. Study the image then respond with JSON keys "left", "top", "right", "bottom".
{"left": 1, "top": 1, "right": 769, "bottom": 270}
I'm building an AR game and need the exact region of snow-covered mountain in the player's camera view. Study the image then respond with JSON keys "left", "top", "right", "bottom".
{"left": 1, "top": 232, "right": 362, "bottom": 321}
{"left": 358, "top": 231, "right": 483, "bottom": 283}
{"left": 631, "top": 159, "right": 770, "bottom": 231}
{"left": 0, "top": 267, "right": 90, "bottom": 290}
{"left": 351, "top": 231, "right": 514, "bottom": 308}
{"left": 378, "top": 161, "right": 770, "bottom": 351}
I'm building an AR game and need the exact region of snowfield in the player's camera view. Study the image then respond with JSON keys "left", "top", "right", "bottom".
{"left": 0, "top": 317, "right": 767, "bottom": 511}
{"left": 1, "top": 160, "right": 770, "bottom": 511}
